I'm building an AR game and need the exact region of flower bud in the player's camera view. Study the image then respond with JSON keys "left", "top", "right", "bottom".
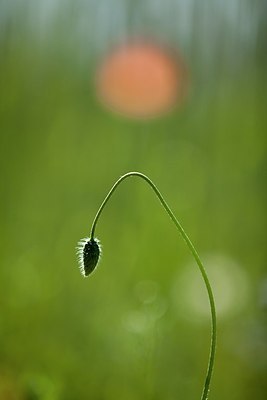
{"left": 77, "top": 238, "right": 101, "bottom": 277}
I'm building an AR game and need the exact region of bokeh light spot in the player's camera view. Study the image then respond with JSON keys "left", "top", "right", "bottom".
{"left": 172, "top": 254, "right": 251, "bottom": 321}
{"left": 96, "top": 41, "right": 187, "bottom": 119}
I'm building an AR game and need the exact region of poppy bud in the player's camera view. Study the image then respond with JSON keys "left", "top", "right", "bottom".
{"left": 77, "top": 238, "right": 101, "bottom": 277}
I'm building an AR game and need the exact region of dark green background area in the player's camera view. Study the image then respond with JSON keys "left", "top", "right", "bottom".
{"left": 0, "top": 1, "right": 266, "bottom": 399}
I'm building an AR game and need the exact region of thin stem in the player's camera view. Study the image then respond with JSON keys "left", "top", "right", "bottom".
{"left": 90, "top": 171, "right": 216, "bottom": 400}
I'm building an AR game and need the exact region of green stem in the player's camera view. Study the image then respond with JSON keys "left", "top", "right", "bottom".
{"left": 90, "top": 171, "right": 216, "bottom": 400}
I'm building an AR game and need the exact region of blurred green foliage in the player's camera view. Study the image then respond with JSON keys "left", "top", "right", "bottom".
{"left": 0, "top": 1, "right": 266, "bottom": 400}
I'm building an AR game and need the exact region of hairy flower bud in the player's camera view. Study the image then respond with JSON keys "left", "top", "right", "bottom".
{"left": 77, "top": 238, "right": 101, "bottom": 277}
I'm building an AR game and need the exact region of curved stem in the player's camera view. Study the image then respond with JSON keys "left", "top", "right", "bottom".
{"left": 90, "top": 171, "right": 216, "bottom": 400}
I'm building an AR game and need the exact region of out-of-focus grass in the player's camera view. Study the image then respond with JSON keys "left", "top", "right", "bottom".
{"left": 0, "top": 5, "right": 266, "bottom": 400}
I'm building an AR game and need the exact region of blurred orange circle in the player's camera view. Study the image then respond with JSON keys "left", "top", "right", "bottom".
{"left": 96, "top": 41, "right": 187, "bottom": 119}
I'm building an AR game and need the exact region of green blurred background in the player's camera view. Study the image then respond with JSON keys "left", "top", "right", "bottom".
{"left": 0, "top": 0, "right": 266, "bottom": 399}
